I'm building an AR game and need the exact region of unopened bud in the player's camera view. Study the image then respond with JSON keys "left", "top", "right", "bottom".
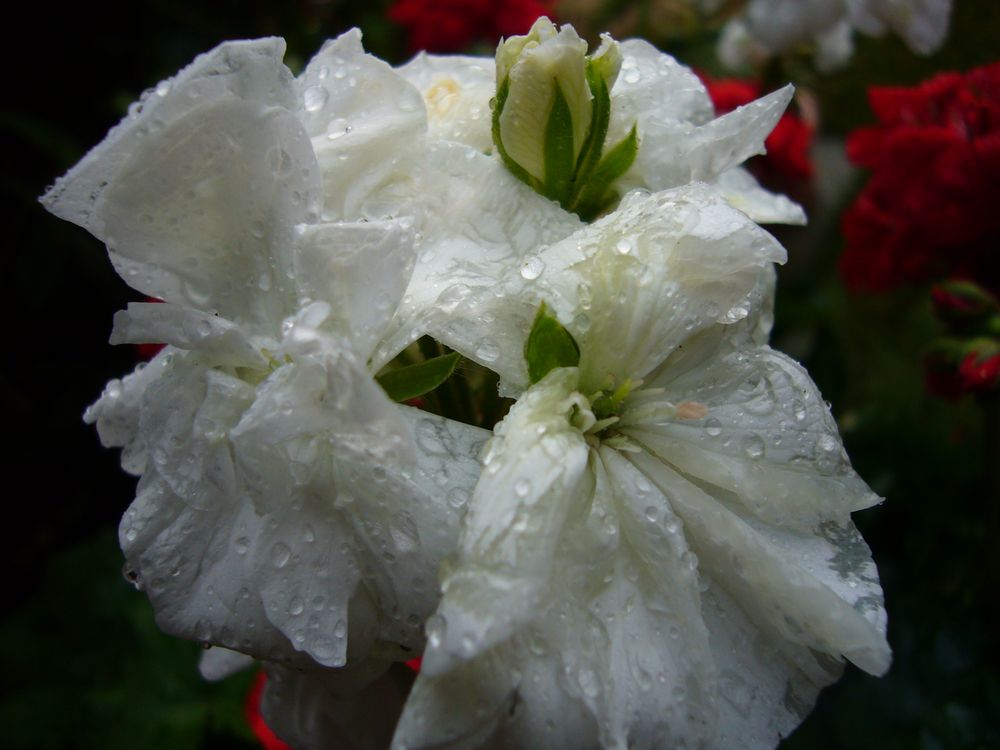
{"left": 492, "top": 17, "right": 634, "bottom": 220}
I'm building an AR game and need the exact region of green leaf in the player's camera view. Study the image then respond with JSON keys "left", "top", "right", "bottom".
{"left": 492, "top": 76, "right": 542, "bottom": 192}
{"left": 524, "top": 302, "right": 581, "bottom": 384}
{"left": 542, "top": 83, "right": 576, "bottom": 203}
{"left": 573, "top": 123, "right": 639, "bottom": 221}
{"left": 377, "top": 351, "right": 462, "bottom": 402}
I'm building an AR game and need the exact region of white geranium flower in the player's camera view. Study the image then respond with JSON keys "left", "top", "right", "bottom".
{"left": 392, "top": 185, "right": 890, "bottom": 750}
{"left": 377, "top": 21, "right": 806, "bottom": 376}
{"left": 42, "top": 37, "right": 488, "bottom": 670}
{"left": 719, "top": 0, "right": 952, "bottom": 72}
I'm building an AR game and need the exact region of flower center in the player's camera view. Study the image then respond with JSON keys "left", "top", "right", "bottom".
{"left": 424, "top": 78, "right": 461, "bottom": 119}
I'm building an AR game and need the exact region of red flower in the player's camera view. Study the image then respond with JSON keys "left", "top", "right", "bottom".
{"left": 389, "top": 0, "right": 553, "bottom": 53}
{"left": 246, "top": 671, "right": 294, "bottom": 750}
{"left": 840, "top": 61, "right": 1000, "bottom": 293}
{"left": 700, "top": 75, "right": 815, "bottom": 182}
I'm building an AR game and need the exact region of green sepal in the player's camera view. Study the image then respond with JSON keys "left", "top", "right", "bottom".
{"left": 542, "top": 83, "right": 576, "bottom": 203}
{"left": 573, "top": 123, "right": 639, "bottom": 221}
{"left": 571, "top": 61, "right": 612, "bottom": 195}
{"left": 492, "top": 75, "right": 543, "bottom": 193}
{"left": 377, "top": 351, "right": 462, "bottom": 403}
{"left": 524, "top": 302, "right": 581, "bottom": 384}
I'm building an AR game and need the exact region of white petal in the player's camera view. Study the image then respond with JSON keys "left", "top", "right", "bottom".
{"left": 42, "top": 40, "right": 317, "bottom": 333}
{"left": 123, "top": 472, "right": 308, "bottom": 663}
{"left": 699, "top": 580, "right": 841, "bottom": 748}
{"left": 608, "top": 39, "right": 715, "bottom": 147}
{"left": 84, "top": 349, "right": 174, "bottom": 474}
{"left": 294, "top": 218, "right": 416, "bottom": 361}
{"left": 423, "top": 368, "right": 592, "bottom": 675}
{"left": 110, "top": 302, "right": 267, "bottom": 368}
{"left": 397, "top": 53, "right": 496, "bottom": 152}
{"left": 630, "top": 450, "right": 891, "bottom": 676}
{"left": 299, "top": 29, "right": 428, "bottom": 220}
{"left": 41, "top": 39, "right": 297, "bottom": 231}
{"left": 625, "top": 344, "right": 881, "bottom": 529}
{"left": 624, "top": 86, "right": 796, "bottom": 193}
{"left": 374, "top": 141, "right": 582, "bottom": 381}
{"left": 529, "top": 184, "right": 785, "bottom": 392}
{"left": 712, "top": 167, "right": 807, "bottom": 226}
{"left": 198, "top": 647, "right": 254, "bottom": 681}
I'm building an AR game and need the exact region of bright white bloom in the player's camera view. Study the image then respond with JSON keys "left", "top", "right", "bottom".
{"left": 393, "top": 185, "right": 890, "bottom": 749}
{"left": 42, "top": 38, "right": 487, "bottom": 670}
{"left": 381, "top": 25, "right": 806, "bottom": 375}
{"left": 719, "top": 0, "right": 953, "bottom": 72}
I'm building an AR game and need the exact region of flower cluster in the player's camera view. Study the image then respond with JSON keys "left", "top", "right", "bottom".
{"left": 840, "top": 61, "right": 1000, "bottom": 395}
{"left": 43, "top": 18, "right": 888, "bottom": 750}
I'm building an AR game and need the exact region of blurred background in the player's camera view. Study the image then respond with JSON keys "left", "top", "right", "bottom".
{"left": 2, "top": 1, "right": 999, "bottom": 747}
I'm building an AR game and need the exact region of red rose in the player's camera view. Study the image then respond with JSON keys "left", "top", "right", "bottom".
{"left": 840, "top": 61, "right": 1000, "bottom": 293}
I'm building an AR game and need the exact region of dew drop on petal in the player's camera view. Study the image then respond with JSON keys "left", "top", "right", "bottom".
{"left": 704, "top": 418, "right": 723, "bottom": 437}
{"left": 271, "top": 542, "right": 291, "bottom": 569}
{"left": 519, "top": 256, "right": 545, "bottom": 280}
{"left": 303, "top": 84, "right": 329, "bottom": 112}
{"left": 742, "top": 433, "right": 765, "bottom": 459}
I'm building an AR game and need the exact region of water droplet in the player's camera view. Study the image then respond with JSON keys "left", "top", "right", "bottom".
{"left": 155, "top": 80, "right": 171, "bottom": 97}
{"left": 704, "top": 418, "right": 723, "bottom": 437}
{"left": 234, "top": 536, "right": 250, "bottom": 555}
{"left": 303, "top": 84, "right": 329, "bottom": 112}
{"left": 326, "top": 118, "right": 352, "bottom": 139}
{"left": 742, "top": 433, "right": 765, "bottom": 459}
{"left": 514, "top": 478, "right": 532, "bottom": 498}
{"left": 623, "top": 69, "right": 641, "bottom": 84}
{"left": 271, "top": 542, "right": 291, "bottom": 568}
{"left": 519, "top": 256, "right": 545, "bottom": 280}
{"left": 615, "top": 238, "right": 633, "bottom": 255}
{"left": 289, "top": 596, "right": 305, "bottom": 615}
{"left": 425, "top": 613, "right": 447, "bottom": 649}
{"left": 791, "top": 399, "right": 807, "bottom": 422}
{"left": 644, "top": 506, "right": 658, "bottom": 523}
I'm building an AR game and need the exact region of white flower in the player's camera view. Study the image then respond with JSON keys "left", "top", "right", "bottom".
{"left": 379, "top": 28, "right": 806, "bottom": 378}
{"left": 42, "top": 37, "right": 487, "bottom": 669}
{"left": 718, "top": 0, "right": 952, "bottom": 72}
{"left": 392, "top": 185, "right": 890, "bottom": 750}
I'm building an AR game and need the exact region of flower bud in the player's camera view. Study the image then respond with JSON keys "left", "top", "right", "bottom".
{"left": 931, "top": 279, "right": 998, "bottom": 326}
{"left": 496, "top": 19, "right": 591, "bottom": 183}
{"left": 492, "top": 17, "right": 634, "bottom": 220}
